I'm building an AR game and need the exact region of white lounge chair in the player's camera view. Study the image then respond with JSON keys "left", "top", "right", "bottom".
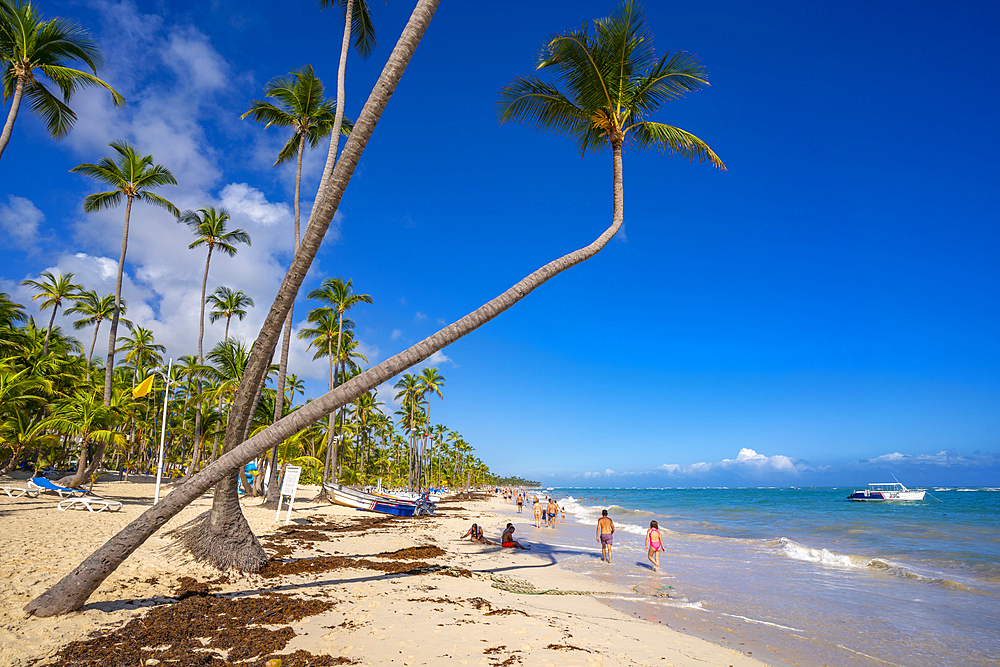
{"left": 29, "top": 477, "right": 87, "bottom": 498}
{"left": 1, "top": 485, "right": 40, "bottom": 498}
{"left": 57, "top": 497, "right": 122, "bottom": 513}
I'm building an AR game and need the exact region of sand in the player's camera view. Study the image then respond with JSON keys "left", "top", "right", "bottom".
{"left": 0, "top": 477, "right": 770, "bottom": 666}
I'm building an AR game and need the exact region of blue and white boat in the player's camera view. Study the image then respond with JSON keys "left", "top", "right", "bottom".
{"left": 848, "top": 482, "right": 926, "bottom": 501}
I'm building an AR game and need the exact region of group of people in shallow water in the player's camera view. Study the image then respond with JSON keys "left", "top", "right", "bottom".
{"left": 469, "top": 490, "right": 667, "bottom": 571}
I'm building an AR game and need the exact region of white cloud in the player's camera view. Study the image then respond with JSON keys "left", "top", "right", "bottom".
{"left": 414, "top": 311, "right": 427, "bottom": 322}
{"left": 863, "top": 450, "right": 984, "bottom": 467}
{"left": 0, "top": 196, "right": 44, "bottom": 252}
{"left": 655, "top": 448, "right": 802, "bottom": 477}
{"left": 390, "top": 329, "right": 403, "bottom": 341}
{"left": 424, "top": 349, "right": 455, "bottom": 368}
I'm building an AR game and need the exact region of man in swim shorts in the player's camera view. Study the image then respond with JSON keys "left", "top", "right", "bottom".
{"left": 597, "top": 509, "right": 615, "bottom": 563}
{"left": 500, "top": 523, "right": 531, "bottom": 550}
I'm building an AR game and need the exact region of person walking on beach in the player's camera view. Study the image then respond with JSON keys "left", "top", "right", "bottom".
{"left": 501, "top": 523, "right": 531, "bottom": 550}
{"left": 533, "top": 497, "right": 542, "bottom": 528}
{"left": 645, "top": 520, "right": 663, "bottom": 571}
{"left": 516, "top": 493, "right": 523, "bottom": 514}
{"left": 560, "top": 505, "right": 566, "bottom": 523}
{"left": 597, "top": 509, "right": 615, "bottom": 563}
{"left": 547, "top": 498, "right": 558, "bottom": 528}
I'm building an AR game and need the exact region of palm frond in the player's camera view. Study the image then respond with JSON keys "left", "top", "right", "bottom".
{"left": 629, "top": 121, "right": 726, "bottom": 170}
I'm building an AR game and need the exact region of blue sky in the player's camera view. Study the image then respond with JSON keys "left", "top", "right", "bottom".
{"left": 1, "top": 0, "right": 998, "bottom": 486}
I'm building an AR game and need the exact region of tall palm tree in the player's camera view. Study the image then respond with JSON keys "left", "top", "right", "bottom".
{"left": 206, "top": 286, "right": 254, "bottom": 342}
{"left": 20, "top": 270, "right": 81, "bottom": 355}
{"left": 0, "top": 0, "right": 124, "bottom": 161}
{"left": 304, "top": 276, "right": 370, "bottom": 483}
{"left": 298, "top": 308, "right": 350, "bottom": 485}
{"left": 65, "top": 290, "right": 131, "bottom": 375}
{"left": 416, "top": 366, "right": 444, "bottom": 487}
{"left": 178, "top": 206, "right": 250, "bottom": 481}
{"left": 241, "top": 65, "right": 350, "bottom": 502}
{"left": 70, "top": 140, "right": 178, "bottom": 407}
{"left": 317, "top": 0, "right": 376, "bottom": 185}
{"left": 115, "top": 326, "right": 164, "bottom": 382}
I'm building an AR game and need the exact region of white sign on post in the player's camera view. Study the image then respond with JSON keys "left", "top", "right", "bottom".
{"left": 275, "top": 465, "right": 302, "bottom": 525}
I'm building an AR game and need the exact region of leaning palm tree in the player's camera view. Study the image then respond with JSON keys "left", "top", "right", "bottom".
{"left": 178, "top": 205, "right": 250, "bottom": 479}
{"left": 19, "top": 270, "right": 80, "bottom": 355}
{"left": 0, "top": 0, "right": 124, "bottom": 161}
{"left": 206, "top": 286, "right": 254, "bottom": 342}
{"left": 65, "top": 290, "right": 131, "bottom": 378}
{"left": 70, "top": 140, "right": 178, "bottom": 407}
{"left": 241, "top": 64, "right": 351, "bottom": 503}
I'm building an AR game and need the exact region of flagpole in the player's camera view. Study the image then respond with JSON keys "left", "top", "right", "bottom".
{"left": 154, "top": 359, "right": 172, "bottom": 505}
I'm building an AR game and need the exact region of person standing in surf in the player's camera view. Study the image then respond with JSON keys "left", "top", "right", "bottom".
{"left": 645, "top": 520, "right": 663, "bottom": 571}
{"left": 597, "top": 509, "right": 615, "bottom": 563}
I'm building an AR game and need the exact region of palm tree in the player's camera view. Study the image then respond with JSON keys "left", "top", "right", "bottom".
{"left": 317, "top": 0, "right": 376, "bottom": 185}
{"left": 241, "top": 65, "right": 350, "bottom": 502}
{"left": 298, "top": 308, "right": 350, "bottom": 485}
{"left": 0, "top": 0, "right": 124, "bottom": 161}
{"left": 179, "top": 206, "right": 251, "bottom": 371}
{"left": 206, "top": 286, "right": 254, "bottom": 342}
{"left": 0, "top": 289, "right": 26, "bottom": 327}
{"left": 70, "top": 140, "right": 177, "bottom": 407}
{"left": 416, "top": 366, "right": 444, "bottom": 487}
{"left": 304, "top": 277, "right": 370, "bottom": 482}
{"left": 65, "top": 290, "right": 131, "bottom": 376}
{"left": 48, "top": 389, "right": 125, "bottom": 489}
{"left": 179, "top": 206, "right": 250, "bottom": 473}
{"left": 115, "top": 326, "right": 164, "bottom": 382}
{"left": 19, "top": 270, "right": 81, "bottom": 355}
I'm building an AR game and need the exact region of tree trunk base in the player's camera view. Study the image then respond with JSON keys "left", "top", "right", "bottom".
{"left": 312, "top": 487, "right": 331, "bottom": 503}
{"left": 169, "top": 475, "right": 267, "bottom": 573}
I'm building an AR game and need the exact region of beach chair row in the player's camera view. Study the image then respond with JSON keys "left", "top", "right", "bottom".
{"left": 0, "top": 478, "right": 122, "bottom": 513}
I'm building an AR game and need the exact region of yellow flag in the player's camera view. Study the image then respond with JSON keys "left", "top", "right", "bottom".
{"left": 133, "top": 375, "right": 155, "bottom": 399}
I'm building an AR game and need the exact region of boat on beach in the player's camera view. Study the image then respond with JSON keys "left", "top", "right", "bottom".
{"left": 324, "top": 482, "right": 418, "bottom": 517}
{"left": 848, "top": 482, "right": 926, "bottom": 501}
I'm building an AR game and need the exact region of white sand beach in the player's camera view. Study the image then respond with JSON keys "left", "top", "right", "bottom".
{"left": 0, "top": 479, "right": 770, "bottom": 666}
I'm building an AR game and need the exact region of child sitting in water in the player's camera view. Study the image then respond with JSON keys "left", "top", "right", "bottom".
{"left": 645, "top": 520, "right": 663, "bottom": 571}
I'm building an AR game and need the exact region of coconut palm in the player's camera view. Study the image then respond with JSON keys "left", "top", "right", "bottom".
{"left": 70, "top": 140, "right": 177, "bottom": 407}
{"left": 206, "top": 286, "right": 254, "bottom": 342}
{"left": 179, "top": 206, "right": 251, "bottom": 371}
{"left": 0, "top": 289, "right": 26, "bottom": 327}
{"left": 416, "top": 366, "right": 444, "bottom": 485}
{"left": 48, "top": 389, "right": 125, "bottom": 489}
{"left": 303, "top": 277, "right": 370, "bottom": 481}
{"left": 317, "top": 0, "right": 376, "bottom": 184}
{"left": 65, "top": 291, "right": 131, "bottom": 377}
{"left": 241, "top": 64, "right": 351, "bottom": 502}
{"left": 115, "top": 326, "right": 164, "bottom": 385}
{"left": 20, "top": 270, "right": 81, "bottom": 355}
{"left": 0, "top": 0, "right": 124, "bottom": 161}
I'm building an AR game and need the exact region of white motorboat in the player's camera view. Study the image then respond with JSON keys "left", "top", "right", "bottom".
{"left": 848, "top": 482, "right": 926, "bottom": 501}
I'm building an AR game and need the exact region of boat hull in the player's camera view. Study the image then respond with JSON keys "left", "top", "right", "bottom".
{"left": 848, "top": 484, "right": 926, "bottom": 501}
{"left": 325, "top": 483, "right": 417, "bottom": 517}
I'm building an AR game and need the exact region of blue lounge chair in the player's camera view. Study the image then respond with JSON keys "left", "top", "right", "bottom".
{"left": 29, "top": 477, "right": 88, "bottom": 498}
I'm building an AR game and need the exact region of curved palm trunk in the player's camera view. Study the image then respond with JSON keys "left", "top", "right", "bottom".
{"left": 265, "top": 133, "right": 307, "bottom": 505}
{"left": 22, "top": 0, "right": 448, "bottom": 615}
{"left": 104, "top": 197, "right": 133, "bottom": 407}
{"left": 0, "top": 76, "right": 26, "bottom": 162}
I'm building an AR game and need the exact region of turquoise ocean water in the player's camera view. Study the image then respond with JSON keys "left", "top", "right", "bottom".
{"left": 511, "top": 487, "right": 999, "bottom": 667}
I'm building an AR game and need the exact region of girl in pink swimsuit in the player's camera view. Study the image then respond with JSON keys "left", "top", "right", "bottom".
{"left": 645, "top": 520, "right": 663, "bottom": 571}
